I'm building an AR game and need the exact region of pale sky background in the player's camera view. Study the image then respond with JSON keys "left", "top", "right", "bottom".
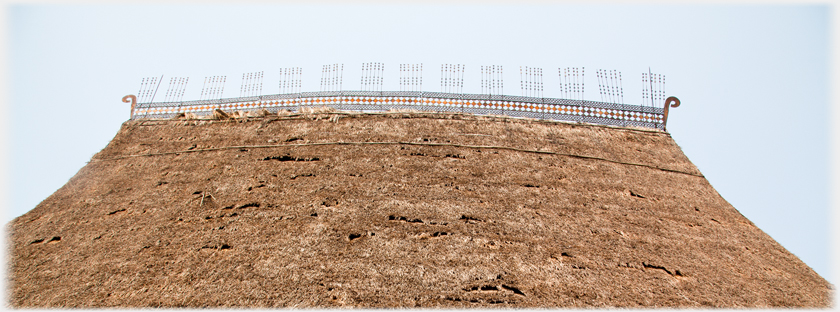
{"left": 3, "top": 2, "right": 836, "bottom": 290}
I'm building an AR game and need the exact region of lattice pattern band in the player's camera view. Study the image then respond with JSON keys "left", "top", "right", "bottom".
{"left": 131, "top": 91, "right": 666, "bottom": 130}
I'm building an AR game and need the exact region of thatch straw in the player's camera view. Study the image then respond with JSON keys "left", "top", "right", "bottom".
{"left": 8, "top": 112, "right": 832, "bottom": 308}
{"left": 212, "top": 109, "right": 231, "bottom": 120}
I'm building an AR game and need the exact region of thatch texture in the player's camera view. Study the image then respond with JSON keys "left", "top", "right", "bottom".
{"left": 8, "top": 111, "right": 832, "bottom": 308}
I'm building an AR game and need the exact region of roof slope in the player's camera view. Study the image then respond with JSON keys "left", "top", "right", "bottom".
{"left": 9, "top": 111, "right": 832, "bottom": 308}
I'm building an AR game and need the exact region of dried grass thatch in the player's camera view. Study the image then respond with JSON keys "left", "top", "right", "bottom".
{"left": 8, "top": 112, "right": 832, "bottom": 308}
{"left": 212, "top": 108, "right": 231, "bottom": 120}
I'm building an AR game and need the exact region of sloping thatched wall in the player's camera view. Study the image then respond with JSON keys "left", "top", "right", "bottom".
{"left": 9, "top": 111, "right": 832, "bottom": 307}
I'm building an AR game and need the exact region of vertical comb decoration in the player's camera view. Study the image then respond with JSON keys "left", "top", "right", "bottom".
{"left": 163, "top": 77, "right": 189, "bottom": 103}
{"left": 200, "top": 76, "right": 226, "bottom": 100}
{"left": 419, "top": 63, "right": 423, "bottom": 91}
{"left": 137, "top": 77, "right": 151, "bottom": 103}
{"left": 580, "top": 67, "right": 585, "bottom": 102}
{"left": 496, "top": 65, "right": 503, "bottom": 96}
{"left": 608, "top": 70, "right": 614, "bottom": 103}
{"left": 219, "top": 76, "right": 228, "bottom": 100}
{"left": 279, "top": 67, "right": 302, "bottom": 94}
{"left": 339, "top": 64, "right": 344, "bottom": 92}
{"left": 444, "top": 64, "right": 452, "bottom": 93}
{"left": 164, "top": 77, "right": 175, "bottom": 102}
{"left": 257, "top": 71, "right": 264, "bottom": 96}
{"left": 165, "top": 77, "right": 187, "bottom": 114}
{"left": 596, "top": 69, "right": 624, "bottom": 104}
{"left": 658, "top": 74, "right": 666, "bottom": 105}
{"left": 642, "top": 68, "right": 665, "bottom": 108}
{"left": 558, "top": 67, "right": 584, "bottom": 101}
{"left": 558, "top": 68, "right": 567, "bottom": 99}
{"left": 361, "top": 63, "right": 368, "bottom": 91}
{"left": 459, "top": 64, "right": 465, "bottom": 94}
{"left": 619, "top": 71, "right": 624, "bottom": 105}
{"left": 320, "top": 66, "right": 326, "bottom": 92}
{"left": 137, "top": 76, "right": 162, "bottom": 104}
{"left": 320, "top": 64, "right": 343, "bottom": 92}
{"left": 597, "top": 69, "right": 605, "bottom": 102}
{"left": 481, "top": 66, "right": 487, "bottom": 95}
{"left": 519, "top": 66, "right": 543, "bottom": 98}
{"left": 239, "top": 72, "right": 249, "bottom": 97}
{"left": 399, "top": 64, "right": 405, "bottom": 91}
{"left": 361, "top": 62, "right": 384, "bottom": 92}
{"left": 641, "top": 72, "right": 649, "bottom": 107}
{"left": 440, "top": 64, "right": 464, "bottom": 93}
{"left": 400, "top": 63, "right": 423, "bottom": 92}
{"left": 481, "top": 65, "right": 503, "bottom": 96}
{"left": 239, "top": 71, "right": 264, "bottom": 97}
{"left": 377, "top": 63, "right": 384, "bottom": 91}
{"left": 496, "top": 65, "right": 505, "bottom": 95}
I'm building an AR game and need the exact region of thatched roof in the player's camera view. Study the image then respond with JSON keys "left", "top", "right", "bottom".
{"left": 8, "top": 111, "right": 831, "bottom": 308}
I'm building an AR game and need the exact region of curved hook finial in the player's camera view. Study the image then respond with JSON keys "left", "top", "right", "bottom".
{"left": 666, "top": 96, "right": 680, "bottom": 108}
{"left": 122, "top": 95, "right": 137, "bottom": 119}
{"left": 662, "top": 96, "right": 680, "bottom": 131}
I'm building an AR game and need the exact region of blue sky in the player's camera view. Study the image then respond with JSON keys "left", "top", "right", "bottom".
{"left": 4, "top": 3, "right": 834, "bottom": 286}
